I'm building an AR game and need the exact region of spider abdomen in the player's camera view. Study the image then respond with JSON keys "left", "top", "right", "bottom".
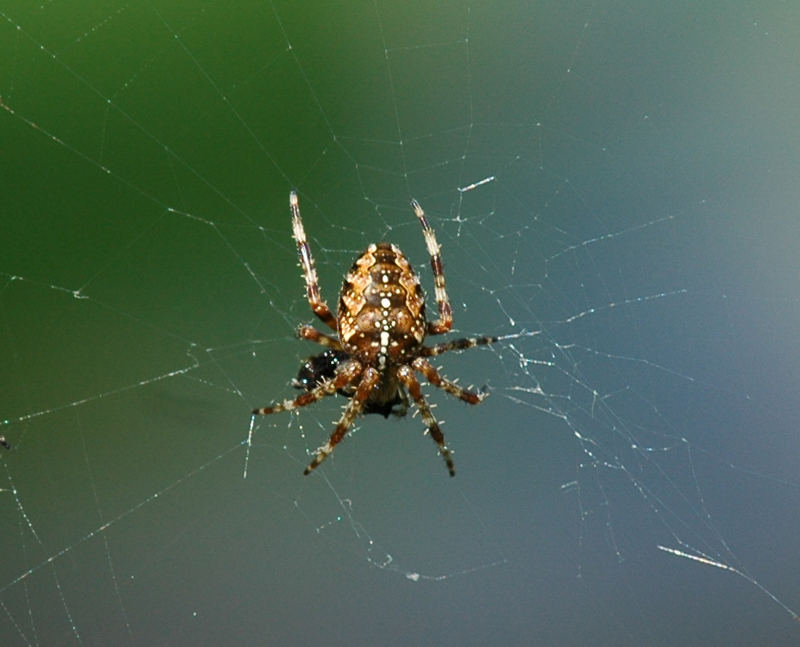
{"left": 338, "top": 242, "right": 426, "bottom": 368}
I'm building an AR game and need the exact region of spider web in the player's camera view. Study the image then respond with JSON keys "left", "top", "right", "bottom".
{"left": 2, "top": 1, "right": 800, "bottom": 645}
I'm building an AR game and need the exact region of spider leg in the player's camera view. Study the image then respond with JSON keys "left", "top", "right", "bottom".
{"left": 396, "top": 364, "right": 456, "bottom": 477}
{"left": 304, "top": 367, "right": 381, "bottom": 475}
{"left": 297, "top": 324, "right": 342, "bottom": 350}
{"left": 421, "top": 334, "right": 498, "bottom": 357}
{"left": 410, "top": 199, "right": 452, "bottom": 335}
{"left": 412, "top": 357, "right": 488, "bottom": 405}
{"left": 252, "top": 359, "right": 362, "bottom": 416}
{"left": 291, "top": 191, "right": 338, "bottom": 331}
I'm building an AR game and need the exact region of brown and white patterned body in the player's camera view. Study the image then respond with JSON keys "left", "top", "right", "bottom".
{"left": 338, "top": 242, "right": 426, "bottom": 370}
{"left": 252, "top": 191, "right": 498, "bottom": 477}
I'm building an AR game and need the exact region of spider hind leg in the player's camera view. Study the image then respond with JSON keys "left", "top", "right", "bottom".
{"left": 411, "top": 199, "right": 453, "bottom": 335}
{"left": 290, "top": 191, "right": 338, "bottom": 331}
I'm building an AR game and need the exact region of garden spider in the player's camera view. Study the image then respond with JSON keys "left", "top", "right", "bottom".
{"left": 252, "top": 191, "right": 497, "bottom": 476}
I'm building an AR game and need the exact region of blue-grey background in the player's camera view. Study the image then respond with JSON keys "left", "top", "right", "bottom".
{"left": 1, "top": 2, "right": 799, "bottom": 645}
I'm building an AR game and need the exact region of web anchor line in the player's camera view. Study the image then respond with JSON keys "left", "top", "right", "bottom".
{"left": 657, "top": 545, "right": 800, "bottom": 623}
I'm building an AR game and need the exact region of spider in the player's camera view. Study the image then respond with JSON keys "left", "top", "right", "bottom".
{"left": 252, "top": 191, "right": 497, "bottom": 476}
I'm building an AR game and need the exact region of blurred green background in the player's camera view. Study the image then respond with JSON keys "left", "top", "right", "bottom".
{"left": 2, "top": 1, "right": 799, "bottom": 645}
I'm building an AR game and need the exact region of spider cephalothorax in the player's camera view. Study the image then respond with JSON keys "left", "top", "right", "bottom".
{"left": 293, "top": 349, "right": 407, "bottom": 418}
{"left": 253, "top": 191, "right": 496, "bottom": 476}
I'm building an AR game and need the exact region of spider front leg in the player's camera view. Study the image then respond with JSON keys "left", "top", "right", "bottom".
{"left": 252, "top": 359, "right": 362, "bottom": 416}
{"left": 412, "top": 357, "right": 488, "bottom": 405}
{"left": 396, "top": 364, "right": 456, "bottom": 477}
{"left": 291, "top": 191, "right": 338, "bottom": 331}
{"left": 411, "top": 199, "right": 452, "bottom": 335}
{"left": 304, "top": 367, "right": 381, "bottom": 475}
